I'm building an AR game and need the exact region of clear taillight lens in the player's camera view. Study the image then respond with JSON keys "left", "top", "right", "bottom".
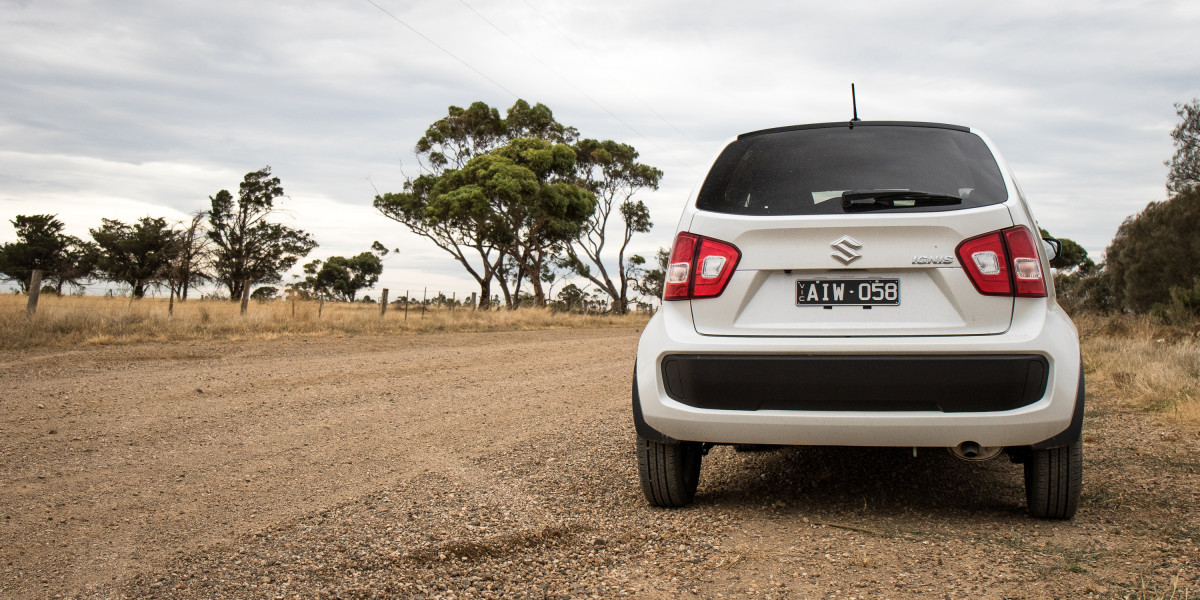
{"left": 956, "top": 225, "right": 1047, "bottom": 298}
{"left": 663, "top": 232, "right": 741, "bottom": 301}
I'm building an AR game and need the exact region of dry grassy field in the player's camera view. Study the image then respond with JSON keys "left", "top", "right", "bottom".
{"left": 1074, "top": 312, "right": 1200, "bottom": 427}
{"left": 0, "top": 293, "right": 648, "bottom": 350}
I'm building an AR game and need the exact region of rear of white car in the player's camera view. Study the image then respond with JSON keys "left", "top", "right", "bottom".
{"left": 634, "top": 121, "right": 1083, "bottom": 518}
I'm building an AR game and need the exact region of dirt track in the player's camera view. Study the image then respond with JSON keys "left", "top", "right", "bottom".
{"left": 1, "top": 328, "right": 1197, "bottom": 599}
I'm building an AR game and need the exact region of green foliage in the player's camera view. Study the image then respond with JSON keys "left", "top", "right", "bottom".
{"left": 1167, "top": 98, "right": 1200, "bottom": 196}
{"left": 369, "top": 241, "right": 390, "bottom": 256}
{"left": 251, "top": 286, "right": 278, "bottom": 302}
{"left": 1148, "top": 277, "right": 1200, "bottom": 325}
{"left": 1105, "top": 188, "right": 1200, "bottom": 312}
{"left": 297, "top": 245, "right": 385, "bottom": 302}
{"left": 555, "top": 282, "right": 587, "bottom": 312}
{"left": 208, "top": 167, "right": 317, "bottom": 300}
{"left": 1054, "top": 265, "right": 1115, "bottom": 314}
{"left": 414, "top": 101, "right": 506, "bottom": 171}
{"left": 505, "top": 99, "right": 578, "bottom": 144}
{"left": 0, "top": 214, "right": 96, "bottom": 292}
{"left": 90, "top": 217, "right": 180, "bottom": 298}
{"left": 319, "top": 252, "right": 384, "bottom": 302}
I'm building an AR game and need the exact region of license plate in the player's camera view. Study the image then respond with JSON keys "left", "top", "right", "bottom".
{"left": 796, "top": 279, "right": 900, "bottom": 306}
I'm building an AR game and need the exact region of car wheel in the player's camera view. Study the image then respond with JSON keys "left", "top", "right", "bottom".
{"left": 1024, "top": 439, "right": 1082, "bottom": 519}
{"left": 637, "top": 436, "right": 702, "bottom": 507}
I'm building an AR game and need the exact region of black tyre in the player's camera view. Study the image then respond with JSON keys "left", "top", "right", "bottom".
{"left": 637, "top": 436, "right": 702, "bottom": 507}
{"left": 1024, "top": 439, "right": 1082, "bottom": 519}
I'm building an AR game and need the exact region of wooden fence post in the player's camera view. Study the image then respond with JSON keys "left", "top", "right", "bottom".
{"left": 421, "top": 287, "right": 427, "bottom": 319}
{"left": 25, "top": 269, "right": 43, "bottom": 317}
{"left": 380, "top": 288, "right": 389, "bottom": 317}
{"left": 404, "top": 289, "right": 409, "bottom": 321}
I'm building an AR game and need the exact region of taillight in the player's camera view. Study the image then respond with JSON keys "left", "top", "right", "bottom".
{"left": 663, "top": 234, "right": 697, "bottom": 300}
{"left": 1004, "top": 226, "right": 1048, "bottom": 297}
{"left": 956, "top": 225, "right": 1047, "bottom": 298}
{"left": 663, "top": 232, "right": 741, "bottom": 301}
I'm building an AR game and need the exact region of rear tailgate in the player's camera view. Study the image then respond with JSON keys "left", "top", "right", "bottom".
{"left": 688, "top": 205, "right": 1015, "bottom": 337}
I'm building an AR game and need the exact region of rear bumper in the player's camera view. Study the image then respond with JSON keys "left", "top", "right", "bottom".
{"left": 662, "top": 354, "right": 1047, "bottom": 412}
{"left": 635, "top": 300, "right": 1082, "bottom": 448}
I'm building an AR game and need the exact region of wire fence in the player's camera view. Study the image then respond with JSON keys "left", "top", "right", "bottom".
{"left": 7, "top": 280, "right": 657, "bottom": 319}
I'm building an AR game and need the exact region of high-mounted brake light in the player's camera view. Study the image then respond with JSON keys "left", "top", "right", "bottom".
{"left": 956, "top": 225, "right": 1047, "bottom": 298}
{"left": 663, "top": 232, "right": 741, "bottom": 301}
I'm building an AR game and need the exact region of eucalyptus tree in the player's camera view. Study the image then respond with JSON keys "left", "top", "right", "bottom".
{"left": 565, "top": 139, "right": 662, "bottom": 313}
{"left": 375, "top": 99, "right": 579, "bottom": 309}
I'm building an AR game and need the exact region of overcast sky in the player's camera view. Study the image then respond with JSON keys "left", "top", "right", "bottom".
{"left": 2, "top": 0, "right": 1197, "bottom": 298}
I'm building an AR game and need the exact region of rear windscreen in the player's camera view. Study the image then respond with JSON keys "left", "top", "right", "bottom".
{"left": 695, "top": 124, "right": 1008, "bottom": 215}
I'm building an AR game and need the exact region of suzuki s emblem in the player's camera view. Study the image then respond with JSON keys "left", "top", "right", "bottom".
{"left": 830, "top": 235, "right": 863, "bottom": 265}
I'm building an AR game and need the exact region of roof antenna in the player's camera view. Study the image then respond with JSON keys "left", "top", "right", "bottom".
{"left": 849, "top": 83, "right": 860, "bottom": 128}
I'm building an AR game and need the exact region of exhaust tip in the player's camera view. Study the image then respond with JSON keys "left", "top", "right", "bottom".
{"left": 949, "top": 442, "right": 1003, "bottom": 462}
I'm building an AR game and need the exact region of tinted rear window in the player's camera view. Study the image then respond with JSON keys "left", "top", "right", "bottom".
{"left": 695, "top": 124, "right": 1007, "bottom": 216}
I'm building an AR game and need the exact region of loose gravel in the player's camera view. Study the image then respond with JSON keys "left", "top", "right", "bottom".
{"left": 2, "top": 328, "right": 1197, "bottom": 599}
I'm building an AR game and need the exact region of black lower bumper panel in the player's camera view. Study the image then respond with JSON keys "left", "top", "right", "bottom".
{"left": 661, "top": 354, "right": 1048, "bottom": 412}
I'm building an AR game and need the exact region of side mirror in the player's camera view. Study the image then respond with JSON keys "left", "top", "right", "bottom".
{"left": 1042, "top": 238, "right": 1061, "bottom": 262}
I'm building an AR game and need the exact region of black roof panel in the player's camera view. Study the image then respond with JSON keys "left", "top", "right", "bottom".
{"left": 739, "top": 121, "right": 971, "bottom": 140}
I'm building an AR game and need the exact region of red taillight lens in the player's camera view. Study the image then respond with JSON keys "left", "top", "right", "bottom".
{"left": 956, "top": 225, "right": 1047, "bottom": 298}
{"left": 663, "top": 233, "right": 697, "bottom": 300}
{"left": 957, "top": 231, "right": 1010, "bottom": 295}
{"left": 662, "top": 232, "right": 741, "bottom": 301}
{"left": 1004, "top": 226, "right": 1047, "bottom": 297}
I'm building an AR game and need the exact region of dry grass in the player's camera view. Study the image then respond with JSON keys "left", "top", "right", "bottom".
{"left": 1075, "top": 311, "right": 1200, "bottom": 427}
{"left": 0, "top": 293, "right": 649, "bottom": 351}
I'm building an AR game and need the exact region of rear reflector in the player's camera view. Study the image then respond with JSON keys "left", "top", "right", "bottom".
{"left": 663, "top": 232, "right": 741, "bottom": 301}
{"left": 956, "top": 225, "right": 1047, "bottom": 298}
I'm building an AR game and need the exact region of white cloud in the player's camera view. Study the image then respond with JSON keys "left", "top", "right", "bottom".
{"left": 1, "top": 0, "right": 1198, "bottom": 294}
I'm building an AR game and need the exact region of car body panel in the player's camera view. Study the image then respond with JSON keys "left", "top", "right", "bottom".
{"left": 636, "top": 121, "right": 1082, "bottom": 450}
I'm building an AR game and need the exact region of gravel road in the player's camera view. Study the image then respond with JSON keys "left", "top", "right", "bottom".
{"left": 1, "top": 327, "right": 1197, "bottom": 599}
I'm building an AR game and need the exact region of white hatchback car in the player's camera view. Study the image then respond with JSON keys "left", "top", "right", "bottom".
{"left": 634, "top": 120, "right": 1083, "bottom": 519}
